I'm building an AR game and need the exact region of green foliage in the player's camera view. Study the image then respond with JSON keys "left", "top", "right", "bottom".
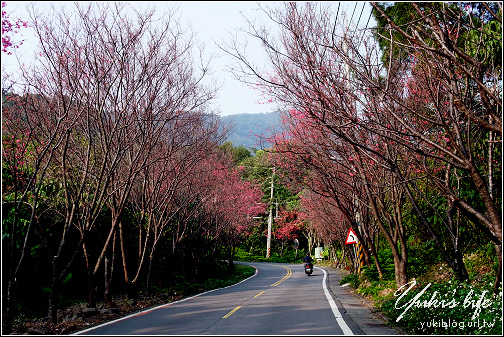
{"left": 381, "top": 280, "right": 502, "bottom": 334}
{"left": 62, "top": 273, "right": 73, "bottom": 284}
{"left": 364, "top": 246, "right": 396, "bottom": 281}
{"left": 354, "top": 277, "right": 398, "bottom": 310}
{"left": 407, "top": 239, "right": 442, "bottom": 278}
{"left": 321, "top": 247, "right": 330, "bottom": 259}
{"left": 2, "top": 204, "right": 32, "bottom": 252}
{"left": 238, "top": 149, "right": 274, "bottom": 183}
{"left": 373, "top": 1, "right": 503, "bottom": 81}
{"left": 464, "top": 243, "right": 500, "bottom": 282}
{"left": 360, "top": 264, "right": 380, "bottom": 282}
{"left": 340, "top": 273, "right": 361, "bottom": 289}
{"left": 285, "top": 198, "right": 299, "bottom": 211}
{"left": 234, "top": 247, "right": 304, "bottom": 263}
{"left": 372, "top": 2, "right": 419, "bottom": 63}
{"left": 218, "top": 141, "right": 253, "bottom": 165}
{"left": 464, "top": 9, "right": 502, "bottom": 70}
{"left": 152, "top": 264, "right": 256, "bottom": 297}
{"left": 202, "top": 264, "right": 256, "bottom": 288}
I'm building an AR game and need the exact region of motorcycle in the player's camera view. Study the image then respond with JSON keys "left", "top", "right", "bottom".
{"left": 304, "top": 262, "right": 313, "bottom": 276}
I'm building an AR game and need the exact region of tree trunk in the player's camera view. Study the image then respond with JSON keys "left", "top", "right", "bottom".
{"left": 129, "top": 281, "right": 139, "bottom": 305}
{"left": 104, "top": 256, "right": 111, "bottom": 304}
{"left": 355, "top": 149, "right": 409, "bottom": 288}
{"left": 82, "top": 240, "right": 97, "bottom": 308}
{"left": 353, "top": 225, "right": 372, "bottom": 265}
{"left": 348, "top": 246, "right": 356, "bottom": 272}
{"left": 104, "top": 231, "right": 117, "bottom": 304}
{"left": 88, "top": 276, "right": 97, "bottom": 309}
{"left": 494, "top": 244, "right": 502, "bottom": 295}
{"left": 48, "top": 275, "right": 59, "bottom": 323}
{"left": 118, "top": 220, "right": 132, "bottom": 301}
{"left": 394, "top": 257, "right": 408, "bottom": 289}
{"left": 452, "top": 249, "right": 469, "bottom": 282}
{"left": 446, "top": 204, "right": 470, "bottom": 282}
{"left": 466, "top": 161, "right": 502, "bottom": 245}
{"left": 228, "top": 242, "right": 235, "bottom": 272}
{"left": 146, "top": 251, "right": 155, "bottom": 295}
{"left": 3, "top": 280, "right": 14, "bottom": 334}
{"left": 402, "top": 175, "right": 470, "bottom": 282}
{"left": 368, "top": 235, "right": 384, "bottom": 279}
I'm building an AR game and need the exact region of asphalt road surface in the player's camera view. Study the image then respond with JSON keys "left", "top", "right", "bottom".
{"left": 75, "top": 262, "right": 355, "bottom": 335}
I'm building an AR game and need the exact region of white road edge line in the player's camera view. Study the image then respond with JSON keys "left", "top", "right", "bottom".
{"left": 72, "top": 266, "right": 259, "bottom": 335}
{"left": 318, "top": 267, "right": 354, "bottom": 335}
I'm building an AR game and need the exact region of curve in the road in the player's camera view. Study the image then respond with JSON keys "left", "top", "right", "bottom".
{"left": 74, "top": 263, "right": 354, "bottom": 335}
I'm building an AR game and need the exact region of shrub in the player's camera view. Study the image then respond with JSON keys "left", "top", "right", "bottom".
{"left": 234, "top": 247, "right": 303, "bottom": 263}
{"left": 365, "top": 248, "right": 396, "bottom": 281}
{"left": 202, "top": 264, "right": 256, "bottom": 290}
{"left": 340, "top": 273, "right": 361, "bottom": 289}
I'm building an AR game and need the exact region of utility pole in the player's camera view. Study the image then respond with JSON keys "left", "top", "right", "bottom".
{"left": 266, "top": 166, "right": 275, "bottom": 258}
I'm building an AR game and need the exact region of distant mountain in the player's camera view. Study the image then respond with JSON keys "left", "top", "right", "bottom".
{"left": 220, "top": 112, "right": 282, "bottom": 150}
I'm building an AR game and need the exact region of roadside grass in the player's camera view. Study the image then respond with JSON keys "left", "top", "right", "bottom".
{"left": 11, "top": 263, "right": 258, "bottom": 335}
{"left": 201, "top": 264, "right": 256, "bottom": 290}
{"left": 152, "top": 263, "right": 257, "bottom": 297}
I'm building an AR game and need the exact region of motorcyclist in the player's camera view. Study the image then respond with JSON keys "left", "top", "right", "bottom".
{"left": 303, "top": 253, "right": 313, "bottom": 264}
{"left": 303, "top": 253, "right": 313, "bottom": 274}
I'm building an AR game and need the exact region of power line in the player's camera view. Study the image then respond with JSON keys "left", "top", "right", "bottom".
{"left": 351, "top": 2, "right": 366, "bottom": 46}
{"left": 356, "top": 5, "right": 374, "bottom": 51}
{"left": 349, "top": 2, "right": 358, "bottom": 25}
{"left": 355, "top": 2, "right": 365, "bottom": 28}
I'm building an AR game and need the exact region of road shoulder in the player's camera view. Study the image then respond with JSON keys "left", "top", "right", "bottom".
{"left": 321, "top": 266, "right": 406, "bottom": 335}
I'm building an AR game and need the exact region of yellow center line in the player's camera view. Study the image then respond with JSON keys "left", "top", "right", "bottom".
{"left": 254, "top": 291, "right": 265, "bottom": 298}
{"left": 221, "top": 265, "right": 291, "bottom": 320}
{"left": 270, "top": 266, "right": 292, "bottom": 286}
{"left": 222, "top": 306, "right": 242, "bottom": 318}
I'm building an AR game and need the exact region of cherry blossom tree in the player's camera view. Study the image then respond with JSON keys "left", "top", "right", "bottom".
{"left": 2, "top": 83, "right": 93, "bottom": 331}
{"left": 273, "top": 121, "right": 386, "bottom": 278}
{"left": 1, "top": 1, "right": 28, "bottom": 55}
{"left": 370, "top": 1, "right": 501, "bottom": 289}
{"left": 299, "top": 189, "right": 356, "bottom": 269}
{"left": 3, "top": 1, "right": 220, "bottom": 322}
{"left": 223, "top": 1, "right": 501, "bottom": 288}
{"left": 273, "top": 209, "right": 303, "bottom": 257}
{"left": 124, "top": 111, "right": 226, "bottom": 300}
{"left": 198, "top": 150, "right": 265, "bottom": 270}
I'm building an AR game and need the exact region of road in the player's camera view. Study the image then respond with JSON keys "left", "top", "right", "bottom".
{"left": 75, "top": 262, "right": 359, "bottom": 335}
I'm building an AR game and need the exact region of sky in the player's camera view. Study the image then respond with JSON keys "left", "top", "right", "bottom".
{"left": 1, "top": 1, "right": 375, "bottom": 116}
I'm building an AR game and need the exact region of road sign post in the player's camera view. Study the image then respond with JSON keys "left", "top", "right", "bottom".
{"left": 345, "top": 228, "right": 358, "bottom": 245}
{"left": 292, "top": 239, "right": 299, "bottom": 258}
{"left": 345, "top": 228, "right": 363, "bottom": 274}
